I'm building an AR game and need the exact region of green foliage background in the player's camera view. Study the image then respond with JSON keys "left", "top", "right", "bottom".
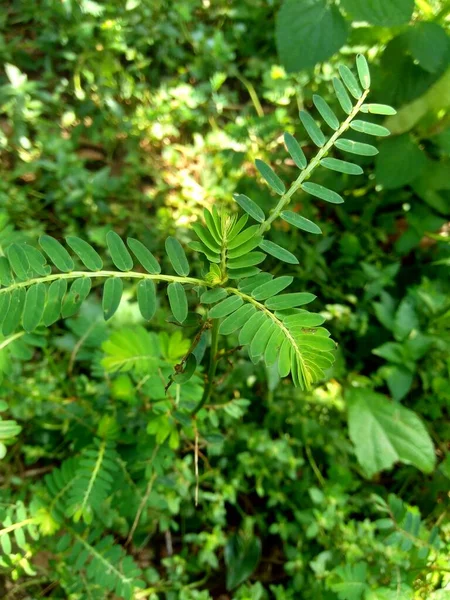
{"left": 0, "top": 0, "right": 449, "bottom": 598}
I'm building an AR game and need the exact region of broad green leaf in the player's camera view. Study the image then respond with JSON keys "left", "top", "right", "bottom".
{"left": 167, "top": 282, "right": 188, "bottom": 323}
{"left": 7, "top": 244, "right": 30, "bottom": 280}
{"left": 334, "top": 139, "right": 378, "bottom": 156}
{"left": 137, "top": 280, "right": 156, "bottom": 321}
{"left": 275, "top": 0, "right": 348, "bottom": 72}
{"left": 3, "top": 288, "right": 25, "bottom": 336}
{"left": 350, "top": 120, "right": 390, "bottom": 137}
{"left": 165, "top": 237, "right": 190, "bottom": 276}
{"left": 23, "top": 283, "right": 46, "bottom": 332}
{"left": 301, "top": 182, "right": 344, "bottom": 204}
{"left": 39, "top": 235, "right": 74, "bottom": 272}
{"left": 360, "top": 103, "right": 397, "bottom": 116}
{"left": 219, "top": 304, "right": 256, "bottom": 335}
{"left": 356, "top": 54, "right": 371, "bottom": 90}
{"left": 201, "top": 288, "right": 228, "bottom": 304}
{"left": 228, "top": 225, "right": 260, "bottom": 251}
{"left": 62, "top": 277, "right": 92, "bottom": 318}
{"left": 172, "top": 354, "right": 197, "bottom": 384}
{"left": 341, "top": 0, "right": 414, "bottom": 26}
{"left": 255, "top": 159, "right": 285, "bottom": 195}
{"left": 281, "top": 211, "right": 322, "bottom": 234}
{"left": 265, "top": 292, "right": 316, "bottom": 310}
{"left": 66, "top": 236, "right": 103, "bottom": 271}
{"left": 103, "top": 277, "right": 123, "bottom": 320}
{"left": 251, "top": 276, "right": 293, "bottom": 301}
{"left": 233, "top": 194, "right": 265, "bottom": 224}
{"left": 22, "top": 245, "right": 50, "bottom": 276}
{"left": 0, "top": 257, "right": 14, "bottom": 286}
{"left": 299, "top": 111, "right": 325, "bottom": 147}
{"left": 106, "top": 231, "right": 133, "bottom": 271}
{"left": 312, "top": 95, "right": 339, "bottom": 131}
{"left": 284, "top": 132, "right": 307, "bottom": 168}
{"left": 228, "top": 252, "right": 266, "bottom": 269}
{"left": 347, "top": 388, "right": 436, "bottom": 477}
{"left": 239, "top": 311, "right": 266, "bottom": 345}
{"left": 320, "top": 157, "right": 363, "bottom": 175}
{"left": 209, "top": 295, "right": 244, "bottom": 319}
{"left": 127, "top": 238, "right": 161, "bottom": 274}
{"left": 338, "top": 64, "right": 362, "bottom": 99}
{"left": 375, "top": 134, "right": 426, "bottom": 190}
{"left": 406, "top": 22, "right": 450, "bottom": 74}
{"left": 332, "top": 77, "right": 353, "bottom": 115}
{"left": 43, "top": 279, "right": 67, "bottom": 326}
{"left": 259, "top": 240, "right": 298, "bottom": 265}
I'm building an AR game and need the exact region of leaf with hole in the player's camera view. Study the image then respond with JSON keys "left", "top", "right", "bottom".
{"left": 299, "top": 111, "right": 325, "bottom": 147}
{"left": 103, "top": 277, "right": 123, "bottom": 321}
{"left": 284, "top": 132, "right": 307, "bottom": 169}
{"left": 43, "top": 279, "right": 67, "bottom": 326}
{"left": 39, "top": 235, "right": 74, "bottom": 272}
{"left": 233, "top": 194, "right": 265, "bottom": 223}
{"left": 66, "top": 236, "right": 103, "bottom": 271}
{"left": 281, "top": 211, "right": 322, "bottom": 234}
{"left": 62, "top": 277, "right": 92, "bottom": 318}
{"left": 259, "top": 240, "right": 298, "bottom": 265}
{"left": 302, "top": 182, "right": 344, "bottom": 204}
{"left": 167, "top": 282, "right": 188, "bottom": 323}
{"left": 255, "top": 159, "right": 285, "bottom": 195}
{"left": 106, "top": 231, "right": 133, "bottom": 271}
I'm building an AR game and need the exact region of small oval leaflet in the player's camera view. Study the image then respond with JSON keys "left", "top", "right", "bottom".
{"left": 332, "top": 77, "right": 353, "bottom": 115}
{"left": 320, "top": 157, "right": 363, "bottom": 175}
{"left": 201, "top": 288, "right": 228, "bottom": 304}
{"left": 299, "top": 111, "right": 325, "bottom": 147}
{"left": 350, "top": 120, "right": 390, "bottom": 137}
{"left": 265, "top": 292, "right": 316, "bottom": 310}
{"left": 255, "top": 159, "right": 285, "bottom": 195}
{"left": 165, "top": 237, "right": 190, "bottom": 277}
{"left": 137, "top": 279, "right": 156, "bottom": 321}
{"left": 66, "top": 236, "right": 103, "bottom": 271}
{"left": 259, "top": 240, "right": 298, "bottom": 265}
{"left": 7, "top": 244, "right": 30, "bottom": 281}
{"left": 356, "top": 54, "right": 371, "bottom": 90}
{"left": 39, "top": 235, "right": 74, "bottom": 273}
{"left": 301, "top": 182, "right": 344, "bottom": 204}
{"left": 360, "top": 103, "right": 397, "bottom": 116}
{"left": 106, "top": 231, "right": 133, "bottom": 272}
{"left": 3, "top": 288, "right": 25, "bottom": 336}
{"left": 127, "top": 238, "right": 161, "bottom": 274}
{"left": 281, "top": 211, "right": 322, "bottom": 235}
{"left": 284, "top": 132, "right": 307, "bottom": 169}
{"left": 334, "top": 139, "right": 378, "bottom": 156}
{"left": 313, "top": 95, "right": 339, "bottom": 131}
{"left": 0, "top": 256, "right": 14, "bottom": 286}
{"left": 228, "top": 252, "right": 266, "bottom": 269}
{"left": 43, "top": 279, "right": 67, "bottom": 326}
{"left": 233, "top": 194, "right": 265, "bottom": 224}
{"left": 219, "top": 304, "right": 256, "bottom": 335}
{"left": 167, "top": 282, "right": 188, "bottom": 323}
{"left": 23, "top": 283, "right": 46, "bottom": 332}
{"left": 338, "top": 65, "right": 362, "bottom": 99}
{"left": 172, "top": 354, "right": 197, "bottom": 384}
{"left": 209, "top": 295, "right": 244, "bottom": 319}
{"left": 22, "top": 245, "right": 50, "bottom": 276}
{"left": 103, "top": 277, "right": 123, "bottom": 321}
{"left": 251, "top": 276, "right": 293, "bottom": 301}
{"left": 62, "top": 277, "right": 92, "bottom": 318}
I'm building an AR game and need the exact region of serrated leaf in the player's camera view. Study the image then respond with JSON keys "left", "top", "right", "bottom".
{"left": 200, "top": 288, "right": 228, "bottom": 304}
{"left": 233, "top": 194, "right": 265, "bottom": 224}
{"left": 43, "top": 279, "right": 67, "bottom": 326}
{"left": 165, "top": 237, "right": 190, "bottom": 276}
{"left": 320, "top": 157, "right": 363, "bottom": 175}
{"left": 251, "top": 276, "right": 293, "bottom": 301}
{"left": 265, "top": 292, "right": 316, "bottom": 310}
{"left": 137, "top": 279, "right": 156, "bottom": 321}
{"left": 350, "top": 120, "right": 390, "bottom": 137}
{"left": 66, "top": 236, "right": 103, "bottom": 270}
{"left": 332, "top": 77, "right": 353, "bottom": 115}
{"left": 219, "top": 304, "right": 256, "bottom": 335}
{"left": 23, "top": 283, "right": 46, "bottom": 332}
{"left": 127, "top": 238, "right": 161, "bottom": 274}
{"left": 255, "top": 159, "right": 285, "bottom": 195}
{"left": 338, "top": 64, "right": 362, "bottom": 99}
{"left": 299, "top": 111, "right": 325, "bottom": 147}
{"left": 0, "top": 257, "right": 14, "bottom": 286}
{"left": 3, "top": 288, "right": 25, "bottom": 336}
{"left": 360, "top": 103, "right": 397, "bottom": 116}
{"left": 209, "top": 295, "right": 244, "bottom": 319}
{"left": 356, "top": 54, "right": 371, "bottom": 90}
{"left": 259, "top": 240, "right": 298, "bottom": 265}
{"left": 106, "top": 231, "right": 133, "bottom": 271}
{"left": 167, "top": 282, "right": 188, "bottom": 323}
{"left": 281, "top": 211, "right": 322, "bottom": 234}
{"left": 334, "top": 138, "right": 378, "bottom": 156}
{"left": 312, "top": 95, "right": 339, "bottom": 131}
{"left": 62, "top": 277, "right": 92, "bottom": 318}
{"left": 284, "top": 132, "right": 307, "bottom": 168}
{"left": 39, "top": 235, "right": 74, "bottom": 272}
{"left": 103, "top": 277, "right": 123, "bottom": 321}
{"left": 347, "top": 388, "right": 436, "bottom": 477}
{"left": 301, "top": 182, "right": 344, "bottom": 204}
{"left": 7, "top": 244, "right": 30, "bottom": 280}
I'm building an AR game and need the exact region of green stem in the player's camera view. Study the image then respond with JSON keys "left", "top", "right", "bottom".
{"left": 259, "top": 88, "right": 369, "bottom": 235}
{"left": 191, "top": 319, "right": 220, "bottom": 415}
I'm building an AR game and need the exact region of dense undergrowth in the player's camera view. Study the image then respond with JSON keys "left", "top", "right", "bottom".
{"left": 0, "top": 1, "right": 449, "bottom": 599}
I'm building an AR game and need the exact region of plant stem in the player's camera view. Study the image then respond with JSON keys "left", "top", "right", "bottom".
{"left": 191, "top": 319, "right": 220, "bottom": 415}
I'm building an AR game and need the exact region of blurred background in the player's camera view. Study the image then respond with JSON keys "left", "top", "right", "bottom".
{"left": 0, "top": 0, "right": 449, "bottom": 599}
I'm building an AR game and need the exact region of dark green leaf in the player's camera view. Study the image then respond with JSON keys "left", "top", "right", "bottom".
{"left": 338, "top": 65, "right": 362, "bottom": 99}
{"left": 233, "top": 194, "right": 265, "bottom": 223}
{"left": 313, "top": 95, "right": 339, "bottom": 131}
{"left": 375, "top": 134, "right": 426, "bottom": 189}
{"left": 334, "top": 139, "right": 378, "bottom": 156}
{"left": 127, "top": 238, "right": 161, "bottom": 274}
{"left": 301, "top": 182, "right": 344, "bottom": 204}
{"left": 341, "top": 0, "right": 414, "bottom": 27}
{"left": 259, "top": 240, "right": 298, "bottom": 265}
{"left": 209, "top": 295, "right": 244, "bottom": 319}
{"left": 43, "top": 279, "right": 67, "bottom": 326}
{"left": 6, "top": 244, "right": 30, "bottom": 280}
{"left": 137, "top": 279, "right": 156, "bottom": 321}
{"left": 407, "top": 22, "right": 450, "bottom": 74}
{"left": 281, "top": 211, "right": 322, "bottom": 234}
{"left": 252, "top": 276, "right": 293, "bottom": 301}
{"left": 165, "top": 237, "right": 190, "bottom": 276}
{"left": 265, "top": 292, "right": 316, "bottom": 310}
{"left": 320, "top": 157, "right": 363, "bottom": 175}
{"left": 62, "top": 277, "right": 92, "bottom": 318}
{"left": 39, "top": 235, "right": 74, "bottom": 272}
{"left": 350, "top": 120, "right": 390, "bottom": 137}
{"left": 106, "top": 231, "right": 133, "bottom": 271}
{"left": 3, "top": 288, "right": 25, "bottom": 336}
{"left": 255, "top": 159, "right": 285, "bottom": 195}
{"left": 66, "top": 236, "right": 103, "bottom": 271}
{"left": 299, "top": 111, "right": 325, "bottom": 147}
{"left": 228, "top": 252, "right": 266, "bottom": 269}
{"left": 167, "top": 282, "right": 188, "bottom": 323}
{"left": 284, "top": 132, "right": 307, "bottom": 168}
{"left": 22, "top": 283, "right": 46, "bottom": 332}
{"left": 172, "top": 354, "right": 197, "bottom": 384}
{"left": 103, "top": 277, "right": 123, "bottom": 320}
{"left": 200, "top": 288, "right": 228, "bottom": 304}
{"left": 219, "top": 304, "right": 256, "bottom": 335}
{"left": 0, "top": 257, "right": 14, "bottom": 286}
